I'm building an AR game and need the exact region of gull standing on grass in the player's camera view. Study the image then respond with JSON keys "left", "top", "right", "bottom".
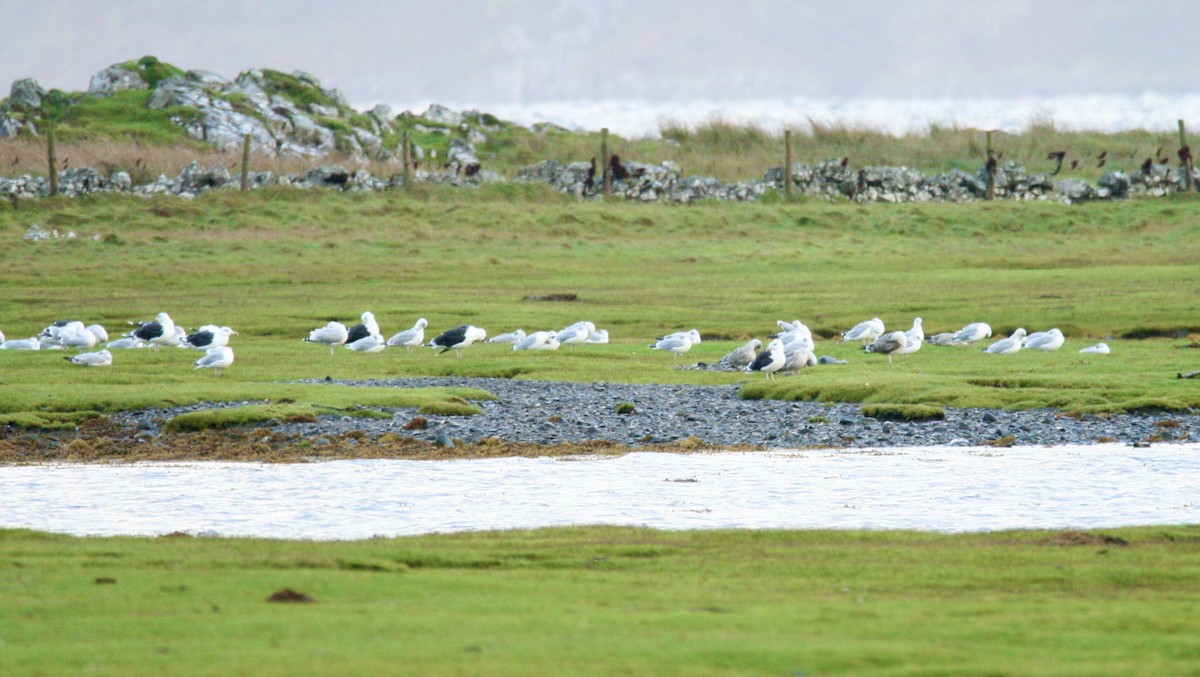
{"left": 428, "top": 325, "right": 487, "bottom": 358}
{"left": 866, "top": 330, "right": 908, "bottom": 363}
{"left": 193, "top": 346, "right": 235, "bottom": 375}
{"left": 305, "top": 321, "right": 349, "bottom": 355}
{"left": 650, "top": 330, "right": 698, "bottom": 359}
{"left": 386, "top": 318, "right": 428, "bottom": 351}
{"left": 65, "top": 349, "right": 112, "bottom": 367}
{"left": 129, "top": 312, "right": 177, "bottom": 351}
{"left": 747, "top": 339, "right": 786, "bottom": 379}
{"left": 840, "top": 318, "right": 884, "bottom": 346}
{"left": 985, "top": 328, "right": 1027, "bottom": 355}
{"left": 345, "top": 311, "right": 381, "bottom": 345}
{"left": 895, "top": 317, "right": 924, "bottom": 357}
{"left": 184, "top": 325, "right": 237, "bottom": 351}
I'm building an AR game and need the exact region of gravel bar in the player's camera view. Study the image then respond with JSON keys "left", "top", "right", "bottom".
{"left": 201, "top": 377, "right": 1200, "bottom": 450}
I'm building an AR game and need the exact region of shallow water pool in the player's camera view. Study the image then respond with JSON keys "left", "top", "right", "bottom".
{"left": 2, "top": 444, "right": 1196, "bottom": 539}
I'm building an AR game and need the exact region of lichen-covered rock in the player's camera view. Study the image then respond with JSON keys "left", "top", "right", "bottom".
{"left": 3, "top": 78, "right": 46, "bottom": 110}
{"left": 422, "top": 103, "right": 462, "bottom": 126}
{"left": 88, "top": 66, "right": 148, "bottom": 96}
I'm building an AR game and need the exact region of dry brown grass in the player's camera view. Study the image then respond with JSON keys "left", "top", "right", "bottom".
{"left": 0, "top": 138, "right": 407, "bottom": 184}
{"left": 2, "top": 117, "right": 1187, "bottom": 184}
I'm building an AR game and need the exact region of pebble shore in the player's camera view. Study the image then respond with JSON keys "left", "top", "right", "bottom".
{"left": 243, "top": 377, "right": 1200, "bottom": 450}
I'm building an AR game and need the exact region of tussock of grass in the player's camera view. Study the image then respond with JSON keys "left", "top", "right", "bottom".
{"left": 163, "top": 404, "right": 315, "bottom": 432}
{"left": 417, "top": 401, "right": 482, "bottom": 416}
{"left": 860, "top": 403, "right": 946, "bottom": 422}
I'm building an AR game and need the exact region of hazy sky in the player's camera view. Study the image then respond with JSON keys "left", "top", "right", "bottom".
{"left": 1, "top": 0, "right": 1194, "bottom": 109}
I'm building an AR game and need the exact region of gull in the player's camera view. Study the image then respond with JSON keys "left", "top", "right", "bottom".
{"left": 428, "top": 325, "right": 487, "bottom": 358}
{"left": 984, "top": 328, "right": 1027, "bottom": 355}
{"left": 129, "top": 312, "right": 177, "bottom": 351}
{"left": 780, "top": 329, "right": 814, "bottom": 352}
{"left": 1023, "top": 328, "right": 1064, "bottom": 351}
{"left": 649, "top": 332, "right": 694, "bottom": 359}
{"left": 896, "top": 317, "right": 924, "bottom": 357}
{"left": 165, "top": 326, "right": 189, "bottom": 348}
{"left": 954, "top": 322, "right": 992, "bottom": 344}
{"left": 556, "top": 321, "right": 595, "bottom": 346}
{"left": 719, "top": 338, "right": 762, "bottom": 369}
{"left": 184, "top": 325, "right": 237, "bottom": 351}
{"left": 584, "top": 329, "right": 610, "bottom": 344}
{"left": 1, "top": 337, "right": 41, "bottom": 350}
{"left": 85, "top": 324, "right": 109, "bottom": 343}
{"left": 782, "top": 343, "right": 817, "bottom": 372}
{"left": 305, "top": 321, "right": 349, "bottom": 355}
{"left": 513, "top": 330, "right": 557, "bottom": 351}
{"left": 747, "top": 339, "right": 786, "bottom": 379}
{"left": 488, "top": 329, "right": 527, "bottom": 344}
{"left": 106, "top": 337, "right": 145, "bottom": 349}
{"left": 57, "top": 322, "right": 99, "bottom": 350}
{"left": 345, "top": 333, "right": 386, "bottom": 353}
{"left": 840, "top": 318, "right": 884, "bottom": 346}
{"left": 193, "top": 346, "right": 234, "bottom": 376}
{"left": 386, "top": 318, "right": 428, "bottom": 351}
{"left": 926, "top": 332, "right": 967, "bottom": 346}
{"left": 0, "top": 328, "right": 4, "bottom": 343}
{"left": 1079, "top": 343, "right": 1111, "bottom": 354}
{"left": 866, "top": 330, "right": 907, "bottom": 363}
{"left": 775, "top": 319, "right": 812, "bottom": 343}
{"left": 39, "top": 320, "right": 80, "bottom": 348}
{"left": 657, "top": 328, "right": 701, "bottom": 345}
{"left": 65, "top": 349, "right": 112, "bottom": 367}
{"left": 345, "top": 311, "right": 380, "bottom": 345}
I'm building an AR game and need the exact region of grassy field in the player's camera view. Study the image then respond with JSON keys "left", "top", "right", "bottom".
{"left": 1, "top": 189, "right": 1199, "bottom": 430}
{"left": 2, "top": 525, "right": 1199, "bottom": 675}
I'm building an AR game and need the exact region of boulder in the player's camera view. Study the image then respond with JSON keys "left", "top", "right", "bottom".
{"left": 422, "top": 103, "right": 462, "bottom": 126}
{"left": 4, "top": 78, "right": 46, "bottom": 110}
{"left": 88, "top": 66, "right": 148, "bottom": 96}
{"left": 0, "top": 116, "right": 23, "bottom": 138}
{"left": 147, "top": 77, "right": 211, "bottom": 110}
{"left": 368, "top": 105, "right": 394, "bottom": 134}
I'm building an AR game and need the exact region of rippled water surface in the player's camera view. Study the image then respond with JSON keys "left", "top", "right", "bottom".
{"left": 2, "top": 445, "right": 1196, "bottom": 539}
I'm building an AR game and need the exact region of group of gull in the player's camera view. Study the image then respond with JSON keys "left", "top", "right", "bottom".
{"left": 3, "top": 310, "right": 1110, "bottom": 380}
{"left": 304, "top": 312, "right": 611, "bottom": 359}
{"left": 0, "top": 313, "right": 238, "bottom": 374}
{"left": 655, "top": 317, "right": 1110, "bottom": 379}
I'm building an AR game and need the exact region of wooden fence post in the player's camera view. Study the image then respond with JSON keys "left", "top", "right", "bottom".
{"left": 240, "top": 134, "right": 251, "bottom": 192}
{"left": 784, "top": 129, "right": 793, "bottom": 199}
{"left": 402, "top": 131, "right": 412, "bottom": 185}
{"left": 1178, "top": 119, "right": 1194, "bottom": 192}
{"left": 601, "top": 128, "right": 611, "bottom": 197}
{"left": 985, "top": 130, "right": 996, "bottom": 200}
{"left": 47, "top": 126, "right": 58, "bottom": 197}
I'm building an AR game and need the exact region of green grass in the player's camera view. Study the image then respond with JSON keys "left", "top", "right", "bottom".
{"left": 2, "top": 525, "right": 1199, "bottom": 675}
{"left": 1, "top": 191, "right": 1199, "bottom": 423}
